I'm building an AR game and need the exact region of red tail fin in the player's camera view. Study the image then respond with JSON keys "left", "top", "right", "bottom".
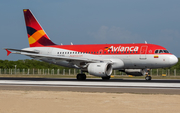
{"left": 23, "top": 9, "right": 56, "bottom": 47}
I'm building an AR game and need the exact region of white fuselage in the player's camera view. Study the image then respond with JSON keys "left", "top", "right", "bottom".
{"left": 22, "top": 47, "right": 178, "bottom": 70}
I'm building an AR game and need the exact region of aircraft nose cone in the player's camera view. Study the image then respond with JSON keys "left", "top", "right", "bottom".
{"left": 169, "top": 55, "right": 178, "bottom": 66}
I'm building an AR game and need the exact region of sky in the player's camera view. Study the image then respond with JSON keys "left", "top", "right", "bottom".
{"left": 1, "top": 0, "right": 180, "bottom": 60}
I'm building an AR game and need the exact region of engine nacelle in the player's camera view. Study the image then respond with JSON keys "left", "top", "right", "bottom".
{"left": 110, "top": 59, "right": 124, "bottom": 69}
{"left": 87, "top": 63, "right": 112, "bottom": 77}
{"left": 122, "top": 69, "right": 146, "bottom": 76}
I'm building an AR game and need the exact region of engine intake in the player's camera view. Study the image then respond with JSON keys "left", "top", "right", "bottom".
{"left": 87, "top": 63, "right": 112, "bottom": 77}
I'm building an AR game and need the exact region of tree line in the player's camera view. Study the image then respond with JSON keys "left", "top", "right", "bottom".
{"left": 0, "top": 59, "right": 70, "bottom": 69}
{"left": 0, "top": 58, "right": 180, "bottom": 70}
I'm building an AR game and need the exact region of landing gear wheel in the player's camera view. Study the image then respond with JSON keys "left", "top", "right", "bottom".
{"left": 102, "top": 76, "right": 111, "bottom": 80}
{"left": 76, "top": 74, "right": 86, "bottom": 80}
{"left": 145, "top": 76, "right": 152, "bottom": 81}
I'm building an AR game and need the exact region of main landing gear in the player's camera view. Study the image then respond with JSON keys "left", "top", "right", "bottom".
{"left": 101, "top": 76, "right": 111, "bottom": 80}
{"left": 76, "top": 73, "right": 111, "bottom": 81}
{"left": 76, "top": 73, "right": 86, "bottom": 80}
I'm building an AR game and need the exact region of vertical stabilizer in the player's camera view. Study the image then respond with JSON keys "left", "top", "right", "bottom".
{"left": 23, "top": 9, "right": 56, "bottom": 47}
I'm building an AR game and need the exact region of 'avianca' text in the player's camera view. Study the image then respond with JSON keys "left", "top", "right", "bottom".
{"left": 108, "top": 46, "right": 139, "bottom": 52}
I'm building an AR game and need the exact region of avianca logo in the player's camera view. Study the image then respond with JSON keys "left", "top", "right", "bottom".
{"left": 104, "top": 47, "right": 112, "bottom": 51}
{"left": 105, "top": 46, "right": 139, "bottom": 52}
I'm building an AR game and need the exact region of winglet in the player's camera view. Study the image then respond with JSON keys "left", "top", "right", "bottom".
{"left": 5, "top": 49, "right": 11, "bottom": 56}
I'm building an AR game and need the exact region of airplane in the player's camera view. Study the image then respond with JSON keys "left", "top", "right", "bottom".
{"left": 4, "top": 9, "right": 178, "bottom": 81}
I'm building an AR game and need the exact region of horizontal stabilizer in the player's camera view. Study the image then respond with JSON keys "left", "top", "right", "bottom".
{"left": 3, "top": 48, "right": 39, "bottom": 56}
{"left": 5, "top": 49, "right": 11, "bottom": 56}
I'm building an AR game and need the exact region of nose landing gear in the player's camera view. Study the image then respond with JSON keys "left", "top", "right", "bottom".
{"left": 144, "top": 68, "right": 152, "bottom": 81}
{"left": 145, "top": 75, "right": 152, "bottom": 81}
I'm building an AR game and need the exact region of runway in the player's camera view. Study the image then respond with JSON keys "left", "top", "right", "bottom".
{"left": 0, "top": 77, "right": 180, "bottom": 94}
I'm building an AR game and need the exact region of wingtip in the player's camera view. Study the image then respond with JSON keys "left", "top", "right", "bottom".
{"left": 5, "top": 49, "right": 11, "bottom": 56}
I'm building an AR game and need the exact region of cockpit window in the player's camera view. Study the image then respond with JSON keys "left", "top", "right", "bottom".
{"left": 155, "top": 50, "right": 159, "bottom": 53}
{"left": 155, "top": 49, "right": 169, "bottom": 54}
{"left": 159, "top": 50, "right": 163, "bottom": 53}
{"left": 163, "top": 50, "right": 169, "bottom": 53}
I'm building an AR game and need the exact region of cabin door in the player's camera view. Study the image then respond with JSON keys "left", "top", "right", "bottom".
{"left": 47, "top": 48, "right": 53, "bottom": 55}
{"left": 140, "top": 46, "right": 148, "bottom": 59}
{"left": 98, "top": 49, "right": 103, "bottom": 57}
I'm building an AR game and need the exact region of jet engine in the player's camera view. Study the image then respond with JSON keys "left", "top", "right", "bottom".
{"left": 87, "top": 63, "right": 112, "bottom": 77}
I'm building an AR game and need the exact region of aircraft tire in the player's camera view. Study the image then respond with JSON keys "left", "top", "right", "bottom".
{"left": 102, "top": 76, "right": 111, "bottom": 80}
{"left": 76, "top": 74, "right": 86, "bottom": 80}
{"left": 145, "top": 76, "right": 152, "bottom": 81}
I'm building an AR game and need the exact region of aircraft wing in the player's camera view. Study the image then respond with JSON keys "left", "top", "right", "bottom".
{"left": 23, "top": 52, "right": 105, "bottom": 63}
{"left": 4, "top": 48, "right": 110, "bottom": 67}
